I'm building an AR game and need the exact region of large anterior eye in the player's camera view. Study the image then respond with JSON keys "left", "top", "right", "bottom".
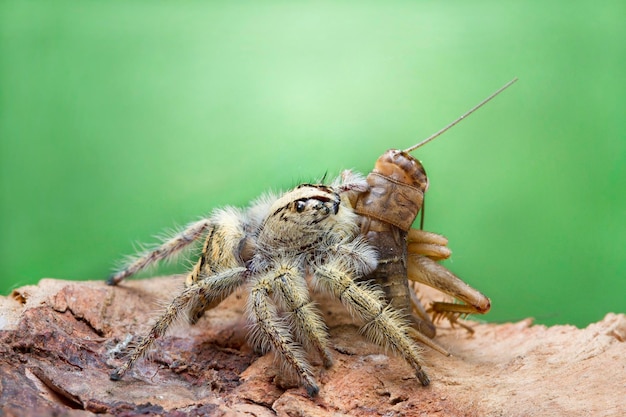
{"left": 295, "top": 200, "right": 306, "bottom": 213}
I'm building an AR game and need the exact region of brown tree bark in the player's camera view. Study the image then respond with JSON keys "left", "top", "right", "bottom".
{"left": 1, "top": 277, "right": 624, "bottom": 416}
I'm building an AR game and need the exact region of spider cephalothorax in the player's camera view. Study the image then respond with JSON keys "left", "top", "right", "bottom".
{"left": 107, "top": 177, "right": 429, "bottom": 396}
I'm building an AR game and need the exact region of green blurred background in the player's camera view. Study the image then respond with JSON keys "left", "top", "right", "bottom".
{"left": 1, "top": 1, "right": 624, "bottom": 327}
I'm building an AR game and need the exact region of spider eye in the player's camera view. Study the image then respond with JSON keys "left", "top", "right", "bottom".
{"left": 295, "top": 201, "right": 306, "bottom": 213}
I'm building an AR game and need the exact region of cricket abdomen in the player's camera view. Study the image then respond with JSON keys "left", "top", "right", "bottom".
{"left": 356, "top": 217, "right": 436, "bottom": 339}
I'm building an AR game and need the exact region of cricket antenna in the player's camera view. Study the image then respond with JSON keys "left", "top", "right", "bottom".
{"left": 404, "top": 77, "right": 518, "bottom": 154}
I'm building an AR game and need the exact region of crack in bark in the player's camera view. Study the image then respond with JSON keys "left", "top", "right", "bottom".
{"left": 29, "top": 366, "right": 84, "bottom": 410}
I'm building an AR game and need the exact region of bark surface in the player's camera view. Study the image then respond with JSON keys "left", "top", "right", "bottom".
{"left": 0, "top": 277, "right": 624, "bottom": 416}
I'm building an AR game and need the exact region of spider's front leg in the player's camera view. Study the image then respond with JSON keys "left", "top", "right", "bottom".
{"left": 272, "top": 264, "right": 334, "bottom": 368}
{"left": 109, "top": 267, "right": 247, "bottom": 380}
{"left": 248, "top": 264, "right": 325, "bottom": 397}
{"left": 407, "top": 229, "right": 491, "bottom": 332}
{"left": 313, "top": 237, "right": 430, "bottom": 386}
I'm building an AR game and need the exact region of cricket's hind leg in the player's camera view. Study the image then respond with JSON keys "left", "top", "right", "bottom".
{"left": 407, "top": 229, "right": 491, "bottom": 333}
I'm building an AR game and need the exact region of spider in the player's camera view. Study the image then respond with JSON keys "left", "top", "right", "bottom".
{"left": 107, "top": 173, "right": 429, "bottom": 397}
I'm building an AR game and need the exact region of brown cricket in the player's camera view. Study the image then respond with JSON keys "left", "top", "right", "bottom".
{"left": 349, "top": 78, "right": 517, "bottom": 353}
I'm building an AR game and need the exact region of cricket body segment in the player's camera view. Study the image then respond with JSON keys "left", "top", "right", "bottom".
{"left": 107, "top": 179, "right": 430, "bottom": 397}
{"left": 354, "top": 150, "right": 428, "bottom": 230}
{"left": 350, "top": 151, "right": 436, "bottom": 341}
{"left": 349, "top": 148, "right": 491, "bottom": 348}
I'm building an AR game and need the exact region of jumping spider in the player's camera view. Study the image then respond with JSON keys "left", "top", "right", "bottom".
{"left": 107, "top": 173, "right": 429, "bottom": 396}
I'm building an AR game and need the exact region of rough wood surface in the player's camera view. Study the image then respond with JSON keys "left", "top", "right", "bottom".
{"left": 1, "top": 277, "right": 624, "bottom": 416}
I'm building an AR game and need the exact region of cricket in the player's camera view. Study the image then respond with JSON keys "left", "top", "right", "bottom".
{"left": 106, "top": 78, "right": 517, "bottom": 396}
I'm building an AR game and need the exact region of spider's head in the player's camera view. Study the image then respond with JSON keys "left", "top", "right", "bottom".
{"left": 259, "top": 184, "right": 358, "bottom": 252}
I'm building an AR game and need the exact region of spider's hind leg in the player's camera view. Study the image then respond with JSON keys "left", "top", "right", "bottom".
{"left": 107, "top": 218, "right": 212, "bottom": 285}
{"left": 183, "top": 208, "right": 252, "bottom": 324}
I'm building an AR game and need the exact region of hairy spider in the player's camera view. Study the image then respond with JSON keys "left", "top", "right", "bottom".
{"left": 107, "top": 173, "right": 429, "bottom": 396}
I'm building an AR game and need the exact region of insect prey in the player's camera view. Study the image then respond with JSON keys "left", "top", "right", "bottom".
{"left": 105, "top": 78, "right": 517, "bottom": 396}
{"left": 347, "top": 78, "right": 517, "bottom": 352}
